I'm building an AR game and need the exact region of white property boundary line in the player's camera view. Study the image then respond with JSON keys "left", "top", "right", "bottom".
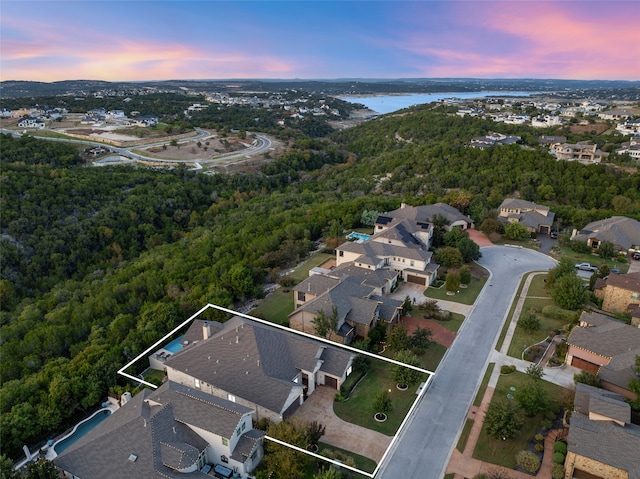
{"left": 118, "top": 303, "right": 436, "bottom": 477}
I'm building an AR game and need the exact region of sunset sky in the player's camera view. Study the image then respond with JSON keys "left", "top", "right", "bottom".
{"left": 1, "top": 0, "right": 638, "bottom": 82}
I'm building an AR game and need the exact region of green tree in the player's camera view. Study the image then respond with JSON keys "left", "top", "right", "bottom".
{"left": 264, "top": 419, "right": 313, "bottom": 479}
{"left": 360, "top": 209, "right": 381, "bottom": 227}
{"left": 485, "top": 400, "right": 524, "bottom": 440}
{"left": 518, "top": 311, "right": 540, "bottom": 332}
{"left": 546, "top": 257, "right": 576, "bottom": 289}
{"left": 551, "top": 274, "right": 587, "bottom": 310}
{"left": 392, "top": 349, "right": 420, "bottom": 386}
{"left": 597, "top": 240, "right": 615, "bottom": 260}
{"left": 574, "top": 371, "right": 601, "bottom": 388}
{"left": 504, "top": 222, "right": 529, "bottom": 240}
{"left": 372, "top": 389, "right": 392, "bottom": 415}
{"left": 410, "top": 326, "right": 433, "bottom": 354}
{"left": 0, "top": 455, "right": 19, "bottom": 479}
{"left": 515, "top": 451, "right": 541, "bottom": 474}
{"left": 401, "top": 295, "right": 414, "bottom": 316}
{"left": 479, "top": 218, "right": 502, "bottom": 236}
{"left": 458, "top": 265, "right": 471, "bottom": 286}
{"left": 627, "top": 355, "right": 640, "bottom": 410}
{"left": 387, "top": 324, "right": 411, "bottom": 351}
{"left": 436, "top": 246, "right": 463, "bottom": 268}
{"left": 525, "top": 364, "right": 545, "bottom": 381}
{"left": 352, "top": 353, "right": 371, "bottom": 371}
{"left": 24, "top": 459, "right": 58, "bottom": 479}
{"left": 515, "top": 380, "right": 550, "bottom": 416}
{"left": 445, "top": 270, "right": 461, "bottom": 293}
{"left": 314, "top": 468, "right": 342, "bottom": 479}
{"left": 312, "top": 306, "right": 339, "bottom": 339}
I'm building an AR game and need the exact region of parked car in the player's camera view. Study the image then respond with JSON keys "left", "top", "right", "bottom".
{"left": 632, "top": 252, "right": 640, "bottom": 260}
{"left": 610, "top": 268, "right": 621, "bottom": 274}
{"left": 575, "top": 262, "right": 598, "bottom": 272}
{"left": 550, "top": 231, "right": 558, "bottom": 239}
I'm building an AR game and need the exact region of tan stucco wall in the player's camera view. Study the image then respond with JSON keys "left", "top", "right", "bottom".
{"left": 564, "top": 451, "right": 629, "bottom": 479}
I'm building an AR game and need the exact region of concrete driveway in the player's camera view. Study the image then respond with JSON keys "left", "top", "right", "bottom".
{"left": 291, "top": 385, "right": 392, "bottom": 463}
{"left": 376, "top": 246, "right": 557, "bottom": 479}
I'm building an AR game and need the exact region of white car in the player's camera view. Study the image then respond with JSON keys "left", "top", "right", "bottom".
{"left": 575, "top": 262, "right": 598, "bottom": 272}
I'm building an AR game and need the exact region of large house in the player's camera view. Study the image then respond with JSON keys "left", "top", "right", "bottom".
{"left": 550, "top": 141, "right": 609, "bottom": 164}
{"left": 565, "top": 383, "right": 640, "bottom": 479}
{"left": 566, "top": 311, "right": 640, "bottom": 400}
{"left": 163, "top": 316, "right": 354, "bottom": 423}
{"left": 54, "top": 381, "right": 264, "bottom": 478}
{"left": 289, "top": 275, "right": 403, "bottom": 344}
{"left": 593, "top": 271, "right": 640, "bottom": 320}
{"left": 497, "top": 198, "right": 555, "bottom": 235}
{"left": 571, "top": 216, "right": 640, "bottom": 255}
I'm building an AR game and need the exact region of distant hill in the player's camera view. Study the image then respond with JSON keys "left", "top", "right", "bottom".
{"left": 2, "top": 78, "right": 639, "bottom": 99}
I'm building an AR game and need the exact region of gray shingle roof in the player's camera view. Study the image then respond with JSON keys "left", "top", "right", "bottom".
{"left": 568, "top": 316, "right": 640, "bottom": 359}
{"left": 338, "top": 239, "right": 433, "bottom": 264}
{"left": 579, "top": 310, "right": 617, "bottom": 327}
{"left": 293, "top": 275, "right": 340, "bottom": 296}
{"left": 330, "top": 262, "right": 399, "bottom": 290}
{"left": 369, "top": 294, "right": 403, "bottom": 322}
{"left": 569, "top": 384, "right": 640, "bottom": 479}
{"left": 604, "top": 271, "right": 640, "bottom": 293}
{"left": 54, "top": 381, "right": 250, "bottom": 478}
{"left": 167, "top": 316, "right": 352, "bottom": 415}
{"left": 230, "top": 428, "right": 265, "bottom": 463}
{"left": 573, "top": 216, "right": 640, "bottom": 251}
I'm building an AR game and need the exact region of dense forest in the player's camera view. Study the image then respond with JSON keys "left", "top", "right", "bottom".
{"left": 1, "top": 102, "right": 639, "bottom": 460}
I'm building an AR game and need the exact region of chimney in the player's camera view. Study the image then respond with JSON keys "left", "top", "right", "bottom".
{"left": 236, "top": 335, "right": 239, "bottom": 344}
{"left": 203, "top": 321, "right": 211, "bottom": 340}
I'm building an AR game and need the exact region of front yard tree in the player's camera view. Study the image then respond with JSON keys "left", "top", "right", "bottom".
{"left": 518, "top": 311, "right": 540, "bottom": 332}
{"left": 436, "top": 246, "right": 463, "bottom": 268}
{"left": 515, "top": 380, "right": 550, "bottom": 416}
{"left": 551, "top": 274, "right": 587, "bottom": 310}
{"left": 265, "top": 419, "right": 313, "bottom": 479}
{"left": 597, "top": 240, "right": 615, "bottom": 260}
{"left": 546, "top": 257, "right": 576, "bottom": 289}
{"left": 372, "top": 390, "right": 392, "bottom": 415}
{"left": 458, "top": 265, "right": 471, "bottom": 286}
{"left": 312, "top": 306, "right": 339, "bottom": 339}
{"left": 411, "top": 326, "right": 433, "bottom": 354}
{"left": 504, "top": 222, "right": 529, "bottom": 241}
{"left": 525, "top": 364, "right": 545, "bottom": 381}
{"left": 485, "top": 400, "right": 524, "bottom": 440}
{"left": 392, "top": 349, "right": 420, "bottom": 386}
{"left": 387, "top": 323, "right": 411, "bottom": 351}
{"left": 445, "top": 270, "right": 461, "bottom": 293}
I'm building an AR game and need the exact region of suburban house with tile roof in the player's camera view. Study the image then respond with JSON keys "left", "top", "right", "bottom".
{"left": 550, "top": 141, "right": 609, "bottom": 163}
{"left": 571, "top": 216, "right": 640, "bottom": 255}
{"left": 566, "top": 311, "right": 640, "bottom": 400}
{"left": 163, "top": 316, "right": 354, "bottom": 423}
{"left": 289, "top": 275, "right": 403, "bottom": 344}
{"left": 565, "top": 383, "right": 640, "bottom": 479}
{"left": 54, "top": 381, "right": 264, "bottom": 478}
{"left": 593, "top": 271, "right": 640, "bottom": 321}
{"left": 497, "top": 198, "right": 555, "bottom": 235}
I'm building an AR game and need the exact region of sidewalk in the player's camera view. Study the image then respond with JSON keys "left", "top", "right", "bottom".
{"left": 445, "top": 271, "right": 572, "bottom": 478}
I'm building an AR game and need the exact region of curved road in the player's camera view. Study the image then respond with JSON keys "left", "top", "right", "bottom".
{"left": 377, "top": 246, "right": 557, "bottom": 479}
{"left": 1, "top": 128, "right": 272, "bottom": 168}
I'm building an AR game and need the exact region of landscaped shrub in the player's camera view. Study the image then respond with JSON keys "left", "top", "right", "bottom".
{"left": 534, "top": 443, "right": 544, "bottom": 452}
{"left": 501, "top": 365, "right": 516, "bottom": 374}
{"left": 534, "top": 433, "right": 544, "bottom": 442}
{"left": 542, "top": 306, "right": 579, "bottom": 322}
{"left": 553, "top": 452, "right": 565, "bottom": 464}
{"left": 515, "top": 451, "right": 541, "bottom": 474}
{"left": 553, "top": 441, "right": 567, "bottom": 454}
{"left": 551, "top": 463, "right": 565, "bottom": 479}
{"left": 540, "top": 419, "right": 553, "bottom": 430}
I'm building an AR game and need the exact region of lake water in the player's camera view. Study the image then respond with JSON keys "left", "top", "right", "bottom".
{"left": 339, "top": 91, "right": 536, "bottom": 115}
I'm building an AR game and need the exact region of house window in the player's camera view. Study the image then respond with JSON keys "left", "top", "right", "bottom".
{"left": 339, "top": 251, "right": 344, "bottom": 257}
{"left": 228, "top": 394, "right": 236, "bottom": 402}
{"left": 222, "top": 438, "right": 228, "bottom": 446}
{"left": 194, "top": 379, "right": 200, "bottom": 389}
{"left": 297, "top": 291, "right": 306, "bottom": 302}
{"left": 410, "top": 260, "right": 414, "bottom": 267}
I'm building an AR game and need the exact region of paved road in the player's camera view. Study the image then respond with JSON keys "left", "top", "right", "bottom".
{"left": 376, "top": 246, "right": 557, "bottom": 479}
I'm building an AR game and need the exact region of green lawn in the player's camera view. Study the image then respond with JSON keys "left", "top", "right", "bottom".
{"left": 317, "top": 442, "right": 377, "bottom": 474}
{"left": 333, "top": 359, "right": 426, "bottom": 436}
{"left": 456, "top": 418, "right": 474, "bottom": 452}
{"left": 419, "top": 343, "right": 447, "bottom": 371}
{"left": 473, "top": 363, "right": 495, "bottom": 408}
{"left": 143, "top": 368, "right": 166, "bottom": 385}
{"left": 251, "top": 252, "right": 335, "bottom": 324}
{"left": 423, "top": 266, "right": 488, "bottom": 305}
{"left": 507, "top": 296, "right": 563, "bottom": 359}
{"left": 554, "top": 245, "right": 629, "bottom": 273}
{"left": 472, "top": 372, "right": 568, "bottom": 469}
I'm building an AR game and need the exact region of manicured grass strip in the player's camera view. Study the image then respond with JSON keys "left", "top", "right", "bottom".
{"left": 251, "top": 288, "right": 294, "bottom": 325}
{"left": 473, "top": 363, "right": 495, "bottom": 407}
{"left": 290, "top": 253, "right": 336, "bottom": 283}
{"left": 444, "top": 474, "right": 455, "bottom": 479}
{"left": 495, "top": 273, "right": 529, "bottom": 352}
{"left": 423, "top": 271, "right": 487, "bottom": 305}
{"left": 472, "top": 372, "right": 567, "bottom": 469}
{"left": 143, "top": 368, "right": 165, "bottom": 384}
{"left": 317, "top": 442, "right": 377, "bottom": 474}
{"left": 456, "top": 418, "right": 474, "bottom": 452}
{"left": 420, "top": 343, "right": 447, "bottom": 371}
{"left": 333, "top": 359, "right": 426, "bottom": 436}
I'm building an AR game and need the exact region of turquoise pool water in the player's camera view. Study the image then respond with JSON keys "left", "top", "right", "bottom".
{"left": 54, "top": 409, "right": 111, "bottom": 455}
{"left": 164, "top": 335, "right": 185, "bottom": 353}
{"left": 347, "top": 232, "right": 371, "bottom": 241}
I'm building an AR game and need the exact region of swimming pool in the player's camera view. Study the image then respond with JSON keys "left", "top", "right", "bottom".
{"left": 53, "top": 409, "right": 111, "bottom": 455}
{"left": 164, "top": 335, "right": 185, "bottom": 353}
{"left": 346, "top": 231, "right": 371, "bottom": 241}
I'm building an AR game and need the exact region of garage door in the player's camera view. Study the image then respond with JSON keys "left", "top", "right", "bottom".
{"left": 325, "top": 376, "right": 338, "bottom": 389}
{"left": 570, "top": 357, "right": 600, "bottom": 374}
{"left": 406, "top": 275, "right": 426, "bottom": 285}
